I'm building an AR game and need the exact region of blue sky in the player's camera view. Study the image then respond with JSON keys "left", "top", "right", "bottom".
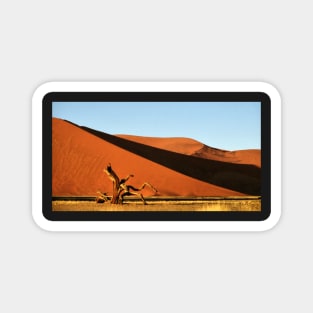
{"left": 52, "top": 101, "right": 261, "bottom": 151}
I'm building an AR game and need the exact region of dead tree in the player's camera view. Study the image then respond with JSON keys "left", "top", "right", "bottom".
{"left": 103, "top": 163, "right": 157, "bottom": 204}
{"left": 104, "top": 163, "right": 121, "bottom": 204}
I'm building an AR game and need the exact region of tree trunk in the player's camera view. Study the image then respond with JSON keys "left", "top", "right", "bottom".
{"left": 104, "top": 164, "right": 121, "bottom": 204}
{"left": 111, "top": 181, "right": 120, "bottom": 204}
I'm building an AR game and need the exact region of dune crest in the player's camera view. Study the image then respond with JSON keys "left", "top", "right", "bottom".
{"left": 117, "top": 134, "right": 204, "bottom": 155}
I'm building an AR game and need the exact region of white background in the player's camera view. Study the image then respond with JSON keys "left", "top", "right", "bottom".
{"left": 1, "top": 1, "right": 311, "bottom": 312}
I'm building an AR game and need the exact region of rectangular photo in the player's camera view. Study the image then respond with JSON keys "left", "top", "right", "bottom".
{"left": 33, "top": 82, "right": 281, "bottom": 231}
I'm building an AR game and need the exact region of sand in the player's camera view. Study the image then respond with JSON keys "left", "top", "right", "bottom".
{"left": 52, "top": 118, "right": 261, "bottom": 197}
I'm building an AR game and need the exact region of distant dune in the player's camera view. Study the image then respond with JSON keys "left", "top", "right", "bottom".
{"left": 118, "top": 134, "right": 261, "bottom": 167}
{"left": 52, "top": 118, "right": 261, "bottom": 197}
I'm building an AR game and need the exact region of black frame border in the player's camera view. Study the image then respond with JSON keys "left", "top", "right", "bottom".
{"left": 42, "top": 91, "right": 271, "bottom": 222}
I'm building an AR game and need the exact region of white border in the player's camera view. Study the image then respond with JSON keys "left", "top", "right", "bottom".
{"left": 32, "top": 82, "right": 281, "bottom": 231}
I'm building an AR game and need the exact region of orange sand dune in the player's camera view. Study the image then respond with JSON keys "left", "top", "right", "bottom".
{"left": 118, "top": 134, "right": 261, "bottom": 167}
{"left": 52, "top": 118, "right": 246, "bottom": 196}
{"left": 81, "top": 125, "right": 260, "bottom": 194}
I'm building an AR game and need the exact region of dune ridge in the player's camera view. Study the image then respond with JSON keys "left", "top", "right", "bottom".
{"left": 117, "top": 134, "right": 204, "bottom": 155}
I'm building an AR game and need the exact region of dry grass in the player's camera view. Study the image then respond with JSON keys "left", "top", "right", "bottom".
{"left": 52, "top": 198, "right": 261, "bottom": 212}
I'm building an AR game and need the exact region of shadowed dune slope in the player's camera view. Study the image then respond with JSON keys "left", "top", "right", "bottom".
{"left": 75, "top": 121, "right": 260, "bottom": 195}
{"left": 52, "top": 118, "right": 245, "bottom": 196}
